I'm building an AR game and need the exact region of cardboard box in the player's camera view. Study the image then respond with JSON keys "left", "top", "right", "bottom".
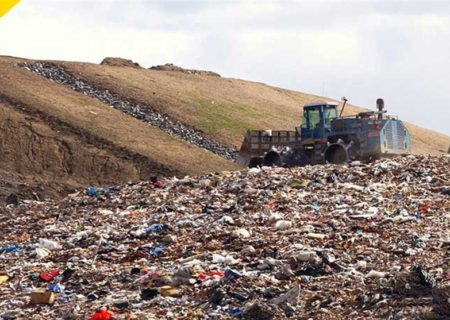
{"left": 30, "top": 291, "right": 55, "bottom": 304}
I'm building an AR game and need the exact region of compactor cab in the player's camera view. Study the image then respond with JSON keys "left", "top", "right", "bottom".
{"left": 300, "top": 102, "right": 339, "bottom": 140}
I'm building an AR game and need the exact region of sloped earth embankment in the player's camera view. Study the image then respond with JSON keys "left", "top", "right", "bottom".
{"left": 19, "top": 62, "right": 237, "bottom": 161}
{"left": 3, "top": 155, "right": 450, "bottom": 319}
{"left": 0, "top": 99, "right": 180, "bottom": 201}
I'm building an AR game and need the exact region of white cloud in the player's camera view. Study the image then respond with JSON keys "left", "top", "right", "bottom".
{"left": 0, "top": 1, "right": 193, "bottom": 64}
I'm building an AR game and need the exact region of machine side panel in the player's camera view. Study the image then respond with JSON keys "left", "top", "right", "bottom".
{"left": 380, "top": 120, "right": 411, "bottom": 154}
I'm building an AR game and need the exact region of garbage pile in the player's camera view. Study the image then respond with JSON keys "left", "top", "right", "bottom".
{"left": 18, "top": 62, "right": 236, "bottom": 161}
{"left": 3, "top": 155, "right": 450, "bottom": 319}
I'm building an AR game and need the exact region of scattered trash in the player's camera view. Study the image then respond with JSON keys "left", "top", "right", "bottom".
{"left": 269, "top": 284, "right": 301, "bottom": 305}
{"left": 228, "top": 306, "right": 243, "bottom": 316}
{"left": 243, "top": 302, "right": 277, "bottom": 320}
{"left": 231, "top": 228, "right": 251, "bottom": 238}
{"left": 150, "top": 244, "right": 165, "bottom": 257}
{"left": 5, "top": 193, "right": 19, "bottom": 206}
{"left": 48, "top": 283, "right": 65, "bottom": 293}
{"left": 0, "top": 310, "right": 24, "bottom": 319}
{"left": 39, "top": 238, "right": 59, "bottom": 250}
{"left": 146, "top": 223, "right": 165, "bottom": 234}
{"left": 225, "top": 268, "right": 244, "bottom": 279}
{"left": 275, "top": 220, "right": 292, "bottom": 230}
{"left": 35, "top": 247, "right": 50, "bottom": 259}
{"left": 1, "top": 245, "right": 20, "bottom": 253}
{"left": 2, "top": 154, "right": 450, "bottom": 318}
{"left": 141, "top": 288, "right": 159, "bottom": 300}
{"left": 86, "top": 187, "right": 97, "bottom": 196}
{"left": 365, "top": 270, "right": 387, "bottom": 279}
{"left": 39, "top": 270, "right": 60, "bottom": 282}
{"left": 113, "top": 299, "right": 129, "bottom": 309}
{"left": 88, "top": 309, "right": 114, "bottom": 320}
{"left": 160, "top": 286, "right": 181, "bottom": 297}
{"left": 413, "top": 265, "right": 437, "bottom": 288}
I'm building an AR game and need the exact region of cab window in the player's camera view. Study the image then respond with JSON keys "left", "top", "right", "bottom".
{"left": 305, "top": 108, "right": 320, "bottom": 130}
{"left": 324, "top": 107, "right": 337, "bottom": 125}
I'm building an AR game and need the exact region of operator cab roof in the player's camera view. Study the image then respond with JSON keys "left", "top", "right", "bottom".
{"left": 304, "top": 101, "right": 339, "bottom": 108}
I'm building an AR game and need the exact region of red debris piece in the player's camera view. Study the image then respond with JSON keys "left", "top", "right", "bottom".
{"left": 89, "top": 309, "right": 113, "bottom": 320}
{"left": 39, "top": 270, "right": 60, "bottom": 282}
{"left": 198, "top": 271, "right": 224, "bottom": 280}
{"left": 153, "top": 182, "right": 163, "bottom": 188}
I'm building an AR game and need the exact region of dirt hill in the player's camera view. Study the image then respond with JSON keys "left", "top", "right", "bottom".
{"left": 0, "top": 55, "right": 447, "bottom": 201}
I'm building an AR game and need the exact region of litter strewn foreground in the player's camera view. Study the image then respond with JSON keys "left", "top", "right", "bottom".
{"left": 2, "top": 155, "right": 450, "bottom": 319}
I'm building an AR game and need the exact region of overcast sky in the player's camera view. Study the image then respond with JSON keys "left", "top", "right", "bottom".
{"left": 1, "top": 0, "right": 449, "bottom": 136}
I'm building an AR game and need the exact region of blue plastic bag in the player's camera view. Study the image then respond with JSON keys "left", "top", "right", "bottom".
{"left": 228, "top": 307, "right": 243, "bottom": 316}
{"left": 48, "top": 283, "right": 65, "bottom": 293}
{"left": 150, "top": 245, "right": 165, "bottom": 257}
{"left": 225, "top": 269, "right": 244, "bottom": 279}
{"left": 2, "top": 245, "right": 20, "bottom": 253}
{"left": 86, "top": 187, "right": 97, "bottom": 196}
{"left": 146, "top": 224, "right": 164, "bottom": 234}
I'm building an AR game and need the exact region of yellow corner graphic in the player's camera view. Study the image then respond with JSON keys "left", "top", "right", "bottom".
{"left": 0, "top": 0, "right": 21, "bottom": 20}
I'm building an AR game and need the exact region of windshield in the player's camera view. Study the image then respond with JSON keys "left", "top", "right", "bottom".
{"left": 324, "top": 106, "right": 337, "bottom": 125}
{"left": 302, "top": 107, "right": 320, "bottom": 130}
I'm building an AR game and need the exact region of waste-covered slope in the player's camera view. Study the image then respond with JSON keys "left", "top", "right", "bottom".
{"left": 2, "top": 155, "right": 450, "bottom": 319}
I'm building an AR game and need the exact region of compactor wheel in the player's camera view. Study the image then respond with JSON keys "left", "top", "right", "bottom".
{"left": 330, "top": 147, "right": 348, "bottom": 164}
{"left": 263, "top": 151, "right": 283, "bottom": 167}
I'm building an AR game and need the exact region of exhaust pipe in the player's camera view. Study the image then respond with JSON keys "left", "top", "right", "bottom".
{"left": 376, "top": 98, "right": 384, "bottom": 120}
{"left": 339, "top": 96, "right": 348, "bottom": 117}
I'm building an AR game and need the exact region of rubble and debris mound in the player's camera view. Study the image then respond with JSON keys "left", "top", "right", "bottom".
{"left": 100, "top": 57, "right": 141, "bottom": 68}
{"left": 149, "top": 63, "right": 221, "bottom": 77}
{"left": 4, "top": 155, "right": 450, "bottom": 319}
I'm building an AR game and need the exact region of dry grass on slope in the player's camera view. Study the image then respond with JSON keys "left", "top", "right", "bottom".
{"left": 0, "top": 58, "right": 238, "bottom": 177}
{"left": 62, "top": 62, "right": 356, "bottom": 147}
{"left": 405, "top": 123, "right": 450, "bottom": 155}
